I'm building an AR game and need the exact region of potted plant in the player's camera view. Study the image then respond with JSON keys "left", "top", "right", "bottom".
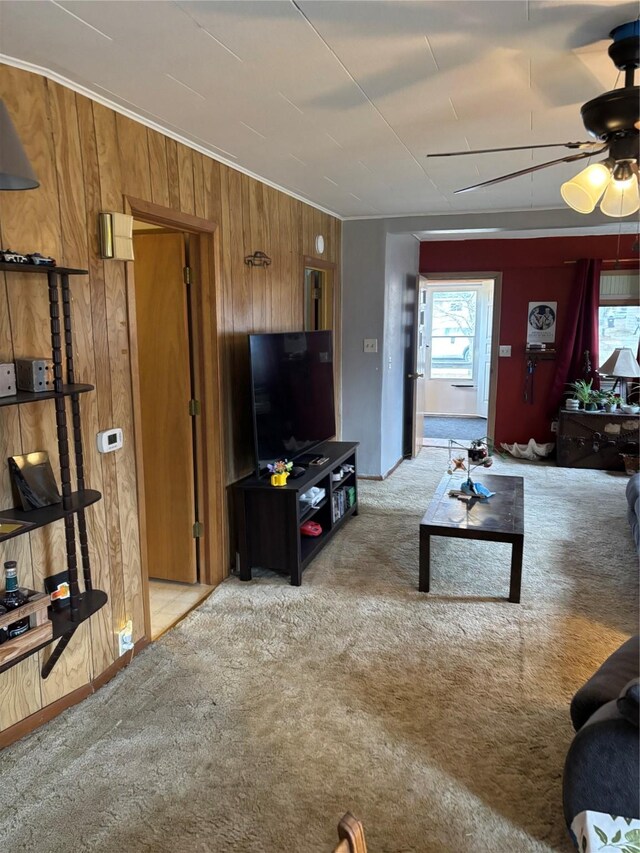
{"left": 268, "top": 459, "right": 293, "bottom": 487}
{"left": 603, "top": 391, "right": 620, "bottom": 413}
{"left": 566, "top": 378, "right": 594, "bottom": 410}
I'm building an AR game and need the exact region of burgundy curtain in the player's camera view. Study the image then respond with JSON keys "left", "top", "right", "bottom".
{"left": 548, "top": 258, "right": 602, "bottom": 414}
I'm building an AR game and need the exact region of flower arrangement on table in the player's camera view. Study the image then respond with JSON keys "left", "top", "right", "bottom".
{"left": 268, "top": 459, "right": 293, "bottom": 487}
{"left": 447, "top": 437, "right": 495, "bottom": 499}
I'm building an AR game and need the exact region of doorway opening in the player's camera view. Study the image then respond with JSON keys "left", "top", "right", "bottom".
{"left": 303, "top": 262, "right": 334, "bottom": 332}
{"left": 417, "top": 275, "right": 499, "bottom": 447}
{"left": 125, "top": 199, "right": 227, "bottom": 644}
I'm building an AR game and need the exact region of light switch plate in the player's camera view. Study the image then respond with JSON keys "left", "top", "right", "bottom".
{"left": 364, "top": 338, "right": 378, "bottom": 353}
{"left": 499, "top": 345, "right": 511, "bottom": 357}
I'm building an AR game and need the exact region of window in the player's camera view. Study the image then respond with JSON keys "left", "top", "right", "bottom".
{"left": 429, "top": 290, "right": 476, "bottom": 380}
{"left": 598, "top": 271, "right": 640, "bottom": 372}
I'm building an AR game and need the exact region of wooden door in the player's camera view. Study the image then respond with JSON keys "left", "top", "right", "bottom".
{"left": 133, "top": 231, "right": 197, "bottom": 583}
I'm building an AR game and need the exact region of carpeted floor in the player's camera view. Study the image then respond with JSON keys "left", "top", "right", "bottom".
{"left": 424, "top": 415, "right": 488, "bottom": 439}
{"left": 1, "top": 449, "right": 637, "bottom": 853}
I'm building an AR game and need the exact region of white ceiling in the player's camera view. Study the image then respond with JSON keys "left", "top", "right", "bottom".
{"left": 1, "top": 0, "right": 638, "bottom": 220}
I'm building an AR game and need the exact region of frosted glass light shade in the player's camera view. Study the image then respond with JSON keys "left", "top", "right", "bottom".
{"left": 600, "top": 175, "right": 640, "bottom": 217}
{"left": 560, "top": 162, "right": 611, "bottom": 213}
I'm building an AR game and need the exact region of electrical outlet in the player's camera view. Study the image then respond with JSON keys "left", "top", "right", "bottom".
{"left": 499, "top": 345, "right": 511, "bottom": 357}
{"left": 117, "top": 620, "right": 134, "bottom": 657}
{"left": 364, "top": 338, "right": 378, "bottom": 353}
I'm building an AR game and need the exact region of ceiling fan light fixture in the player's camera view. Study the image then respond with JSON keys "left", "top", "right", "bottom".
{"left": 600, "top": 172, "right": 640, "bottom": 217}
{"left": 560, "top": 161, "right": 612, "bottom": 213}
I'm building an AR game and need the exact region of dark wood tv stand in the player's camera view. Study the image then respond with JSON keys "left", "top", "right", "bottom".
{"left": 234, "top": 441, "right": 359, "bottom": 585}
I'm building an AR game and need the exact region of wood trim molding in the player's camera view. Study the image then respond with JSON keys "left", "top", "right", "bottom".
{"left": 0, "top": 637, "right": 150, "bottom": 750}
{"left": 123, "top": 195, "right": 227, "bottom": 594}
{"left": 124, "top": 197, "right": 216, "bottom": 233}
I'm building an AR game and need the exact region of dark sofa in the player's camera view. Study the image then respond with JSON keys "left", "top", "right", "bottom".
{"left": 563, "top": 636, "right": 640, "bottom": 831}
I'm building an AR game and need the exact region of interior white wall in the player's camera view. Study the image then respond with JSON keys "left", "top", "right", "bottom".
{"left": 341, "top": 220, "right": 386, "bottom": 476}
{"left": 382, "top": 233, "right": 419, "bottom": 475}
{"left": 342, "top": 222, "right": 418, "bottom": 477}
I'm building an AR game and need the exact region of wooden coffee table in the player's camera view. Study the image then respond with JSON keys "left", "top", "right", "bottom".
{"left": 419, "top": 473, "right": 524, "bottom": 603}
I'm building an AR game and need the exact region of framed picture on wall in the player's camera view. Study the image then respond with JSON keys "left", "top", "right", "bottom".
{"left": 527, "top": 301, "right": 557, "bottom": 344}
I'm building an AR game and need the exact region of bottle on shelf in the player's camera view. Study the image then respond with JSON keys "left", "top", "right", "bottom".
{"left": 1, "top": 560, "right": 30, "bottom": 639}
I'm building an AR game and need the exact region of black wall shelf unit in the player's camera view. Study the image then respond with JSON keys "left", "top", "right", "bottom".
{"left": 234, "top": 441, "right": 359, "bottom": 586}
{"left": 0, "top": 264, "right": 107, "bottom": 678}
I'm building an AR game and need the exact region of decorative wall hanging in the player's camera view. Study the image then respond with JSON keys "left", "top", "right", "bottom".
{"left": 244, "top": 251, "right": 271, "bottom": 267}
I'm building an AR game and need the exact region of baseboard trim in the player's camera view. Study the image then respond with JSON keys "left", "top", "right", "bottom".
{"left": 358, "top": 457, "right": 404, "bottom": 482}
{"left": 382, "top": 457, "right": 403, "bottom": 479}
{"left": 0, "top": 636, "right": 150, "bottom": 750}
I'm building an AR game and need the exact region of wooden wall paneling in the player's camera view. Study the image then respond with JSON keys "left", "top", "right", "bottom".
{"left": 0, "top": 271, "right": 42, "bottom": 727}
{"left": 233, "top": 174, "right": 255, "bottom": 476}
{"left": 333, "top": 220, "right": 343, "bottom": 435}
{"left": 147, "top": 129, "right": 170, "bottom": 208}
{"left": 265, "top": 186, "right": 281, "bottom": 331}
{"left": 106, "top": 260, "right": 145, "bottom": 643}
{"left": 177, "top": 144, "right": 195, "bottom": 215}
{"left": 204, "top": 158, "right": 222, "bottom": 226}
{"left": 248, "top": 180, "right": 269, "bottom": 331}
{"left": 194, "top": 227, "right": 227, "bottom": 585}
{"left": 72, "top": 93, "right": 117, "bottom": 672}
{"left": 293, "top": 200, "right": 304, "bottom": 327}
{"left": 280, "top": 197, "right": 296, "bottom": 330}
{"left": 193, "top": 153, "right": 206, "bottom": 220}
{"left": 165, "top": 138, "right": 181, "bottom": 211}
{"left": 218, "top": 166, "right": 237, "bottom": 484}
{"left": 312, "top": 207, "right": 323, "bottom": 260}
{"left": 0, "top": 67, "right": 90, "bottom": 700}
{"left": 0, "top": 67, "right": 60, "bottom": 257}
{"left": 49, "top": 82, "right": 110, "bottom": 664}
{"left": 115, "top": 114, "right": 152, "bottom": 202}
{"left": 92, "top": 102, "right": 128, "bottom": 644}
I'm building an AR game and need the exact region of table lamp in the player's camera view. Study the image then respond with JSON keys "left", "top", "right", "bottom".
{"left": 598, "top": 347, "right": 640, "bottom": 402}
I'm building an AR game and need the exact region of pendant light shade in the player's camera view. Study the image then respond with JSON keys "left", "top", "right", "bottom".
{"left": 0, "top": 99, "right": 39, "bottom": 190}
{"left": 560, "top": 161, "right": 612, "bottom": 213}
{"left": 600, "top": 174, "right": 640, "bottom": 217}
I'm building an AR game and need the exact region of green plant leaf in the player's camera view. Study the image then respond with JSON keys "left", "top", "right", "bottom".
{"left": 612, "top": 830, "right": 622, "bottom": 843}
{"left": 594, "top": 825, "right": 608, "bottom": 844}
{"left": 625, "top": 829, "right": 640, "bottom": 842}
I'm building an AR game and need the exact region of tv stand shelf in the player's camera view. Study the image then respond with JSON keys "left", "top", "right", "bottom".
{"left": 234, "top": 441, "right": 359, "bottom": 585}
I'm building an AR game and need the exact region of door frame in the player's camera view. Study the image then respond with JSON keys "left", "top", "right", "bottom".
{"left": 302, "top": 255, "right": 341, "bottom": 435}
{"left": 420, "top": 272, "right": 502, "bottom": 440}
{"left": 124, "top": 196, "right": 227, "bottom": 641}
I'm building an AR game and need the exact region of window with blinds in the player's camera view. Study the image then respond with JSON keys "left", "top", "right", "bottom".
{"left": 598, "top": 270, "right": 640, "bottom": 367}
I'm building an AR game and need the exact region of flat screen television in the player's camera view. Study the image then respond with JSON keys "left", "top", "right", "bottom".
{"left": 249, "top": 330, "right": 336, "bottom": 474}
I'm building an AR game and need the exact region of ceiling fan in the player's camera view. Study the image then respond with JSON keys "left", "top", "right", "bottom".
{"left": 426, "top": 20, "right": 640, "bottom": 216}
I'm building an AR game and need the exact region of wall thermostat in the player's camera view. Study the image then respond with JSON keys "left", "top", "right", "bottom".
{"left": 97, "top": 428, "right": 123, "bottom": 454}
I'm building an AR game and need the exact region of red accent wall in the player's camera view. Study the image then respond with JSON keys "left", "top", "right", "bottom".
{"left": 419, "top": 235, "right": 638, "bottom": 445}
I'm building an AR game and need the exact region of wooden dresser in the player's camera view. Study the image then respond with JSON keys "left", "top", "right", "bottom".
{"left": 557, "top": 409, "right": 640, "bottom": 470}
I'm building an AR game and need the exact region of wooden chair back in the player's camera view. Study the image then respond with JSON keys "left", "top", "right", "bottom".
{"left": 333, "top": 812, "right": 367, "bottom": 853}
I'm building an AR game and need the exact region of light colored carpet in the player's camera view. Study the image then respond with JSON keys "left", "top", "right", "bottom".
{"left": 1, "top": 449, "right": 637, "bottom": 853}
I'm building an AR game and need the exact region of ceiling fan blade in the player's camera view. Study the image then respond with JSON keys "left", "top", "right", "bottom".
{"left": 427, "top": 142, "right": 597, "bottom": 158}
{"left": 453, "top": 148, "right": 608, "bottom": 194}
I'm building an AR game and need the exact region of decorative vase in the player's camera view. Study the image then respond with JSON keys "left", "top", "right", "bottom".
{"left": 271, "top": 473, "right": 288, "bottom": 487}
{"left": 565, "top": 398, "right": 580, "bottom": 411}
